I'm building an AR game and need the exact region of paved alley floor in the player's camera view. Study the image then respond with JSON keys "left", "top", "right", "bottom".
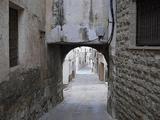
{"left": 39, "top": 67, "right": 112, "bottom": 120}
{"left": 76, "top": 66, "right": 93, "bottom": 74}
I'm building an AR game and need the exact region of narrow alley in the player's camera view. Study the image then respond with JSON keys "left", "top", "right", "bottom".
{"left": 1, "top": 0, "right": 160, "bottom": 120}
{"left": 40, "top": 66, "right": 112, "bottom": 120}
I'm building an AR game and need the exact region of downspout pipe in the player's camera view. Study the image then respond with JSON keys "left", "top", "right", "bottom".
{"left": 107, "top": 0, "right": 115, "bottom": 79}
{"left": 108, "top": 0, "right": 115, "bottom": 45}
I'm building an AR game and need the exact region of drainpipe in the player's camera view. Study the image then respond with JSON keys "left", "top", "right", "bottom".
{"left": 107, "top": 0, "right": 116, "bottom": 118}
{"left": 108, "top": 0, "right": 115, "bottom": 45}
{"left": 107, "top": 0, "right": 115, "bottom": 79}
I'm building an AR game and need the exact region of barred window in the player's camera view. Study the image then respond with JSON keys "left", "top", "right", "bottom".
{"left": 136, "top": 0, "right": 160, "bottom": 46}
{"left": 9, "top": 8, "right": 18, "bottom": 67}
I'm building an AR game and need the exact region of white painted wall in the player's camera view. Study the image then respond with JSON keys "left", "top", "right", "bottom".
{"left": 63, "top": 60, "right": 70, "bottom": 84}
{"left": 47, "top": 0, "right": 109, "bottom": 43}
{"left": 0, "top": 0, "right": 46, "bottom": 82}
{"left": 63, "top": 50, "right": 76, "bottom": 84}
{"left": 63, "top": 46, "right": 108, "bottom": 84}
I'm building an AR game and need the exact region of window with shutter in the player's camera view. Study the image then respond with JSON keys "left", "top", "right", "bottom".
{"left": 9, "top": 8, "right": 18, "bottom": 67}
{"left": 136, "top": 0, "right": 160, "bottom": 46}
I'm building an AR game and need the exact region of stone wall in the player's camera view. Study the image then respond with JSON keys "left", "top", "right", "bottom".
{"left": 113, "top": 0, "right": 160, "bottom": 119}
{"left": 0, "top": 66, "right": 43, "bottom": 119}
{"left": 47, "top": 45, "right": 64, "bottom": 103}
{"left": 0, "top": 64, "right": 63, "bottom": 120}
{"left": 0, "top": 45, "right": 63, "bottom": 120}
{"left": 0, "top": 0, "right": 63, "bottom": 119}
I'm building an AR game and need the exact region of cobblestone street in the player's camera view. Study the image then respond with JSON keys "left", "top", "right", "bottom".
{"left": 39, "top": 67, "right": 112, "bottom": 120}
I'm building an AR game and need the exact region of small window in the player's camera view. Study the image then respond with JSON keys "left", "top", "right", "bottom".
{"left": 136, "top": 0, "right": 160, "bottom": 46}
{"left": 9, "top": 8, "right": 18, "bottom": 67}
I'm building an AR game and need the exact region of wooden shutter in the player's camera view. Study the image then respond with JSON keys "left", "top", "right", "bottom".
{"left": 136, "top": 0, "right": 160, "bottom": 46}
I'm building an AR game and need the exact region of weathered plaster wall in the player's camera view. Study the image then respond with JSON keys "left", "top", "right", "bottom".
{"left": 47, "top": 45, "right": 64, "bottom": 104}
{"left": 47, "top": 0, "right": 109, "bottom": 43}
{"left": 113, "top": 0, "right": 160, "bottom": 119}
{"left": 46, "top": 0, "right": 54, "bottom": 33}
{"left": 0, "top": 0, "right": 111, "bottom": 119}
{"left": 0, "top": 66, "right": 43, "bottom": 119}
{"left": 0, "top": 0, "right": 47, "bottom": 80}
{"left": 9, "top": 0, "right": 46, "bottom": 65}
{"left": 0, "top": 1, "right": 63, "bottom": 119}
{"left": 63, "top": 60, "right": 70, "bottom": 84}
{"left": 0, "top": 55, "right": 63, "bottom": 120}
{"left": 0, "top": 0, "right": 9, "bottom": 82}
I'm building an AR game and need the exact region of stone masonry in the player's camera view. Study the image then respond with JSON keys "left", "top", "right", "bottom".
{"left": 112, "top": 0, "right": 160, "bottom": 120}
{"left": 0, "top": 0, "right": 63, "bottom": 120}
{"left": 1, "top": 0, "right": 160, "bottom": 120}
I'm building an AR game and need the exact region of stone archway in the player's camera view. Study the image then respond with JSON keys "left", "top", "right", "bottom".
{"left": 62, "top": 46, "right": 108, "bottom": 84}
{"left": 46, "top": 43, "right": 110, "bottom": 102}
{"left": 59, "top": 44, "right": 109, "bottom": 64}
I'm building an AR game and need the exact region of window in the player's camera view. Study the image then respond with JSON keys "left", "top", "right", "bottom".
{"left": 136, "top": 0, "right": 160, "bottom": 46}
{"left": 9, "top": 8, "right": 18, "bottom": 67}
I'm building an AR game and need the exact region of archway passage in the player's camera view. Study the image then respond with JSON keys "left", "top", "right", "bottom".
{"left": 63, "top": 46, "right": 108, "bottom": 85}
{"left": 40, "top": 46, "right": 112, "bottom": 120}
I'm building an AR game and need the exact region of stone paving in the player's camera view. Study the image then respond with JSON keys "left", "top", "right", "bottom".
{"left": 39, "top": 67, "right": 112, "bottom": 120}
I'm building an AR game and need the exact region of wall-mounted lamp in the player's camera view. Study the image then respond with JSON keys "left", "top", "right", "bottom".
{"left": 95, "top": 25, "right": 105, "bottom": 41}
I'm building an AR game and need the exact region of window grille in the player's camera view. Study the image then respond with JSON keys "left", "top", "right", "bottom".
{"left": 137, "top": 0, "right": 160, "bottom": 46}
{"left": 9, "top": 8, "right": 18, "bottom": 67}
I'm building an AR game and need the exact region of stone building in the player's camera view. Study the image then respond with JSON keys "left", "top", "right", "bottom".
{"left": 75, "top": 47, "right": 94, "bottom": 70}
{"left": 0, "top": 0, "right": 110, "bottom": 119}
{"left": 63, "top": 46, "right": 108, "bottom": 84}
{"left": 63, "top": 49, "right": 76, "bottom": 85}
{"left": 107, "top": 0, "right": 160, "bottom": 120}
{"left": 47, "top": 0, "right": 109, "bottom": 43}
{"left": 1, "top": 0, "right": 160, "bottom": 120}
{"left": 88, "top": 47, "right": 108, "bottom": 81}
{"left": 97, "top": 53, "right": 108, "bottom": 81}
{"left": 0, "top": 0, "right": 63, "bottom": 119}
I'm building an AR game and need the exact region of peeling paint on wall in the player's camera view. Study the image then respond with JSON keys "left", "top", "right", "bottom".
{"left": 48, "top": 0, "right": 109, "bottom": 43}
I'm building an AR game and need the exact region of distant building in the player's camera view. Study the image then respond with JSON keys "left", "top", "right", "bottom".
{"left": 63, "top": 50, "right": 76, "bottom": 85}
{"left": 63, "top": 47, "right": 107, "bottom": 85}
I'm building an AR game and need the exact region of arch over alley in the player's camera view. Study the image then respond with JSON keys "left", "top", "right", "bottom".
{"left": 62, "top": 46, "right": 108, "bottom": 84}
{"left": 40, "top": 46, "right": 112, "bottom": 120}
